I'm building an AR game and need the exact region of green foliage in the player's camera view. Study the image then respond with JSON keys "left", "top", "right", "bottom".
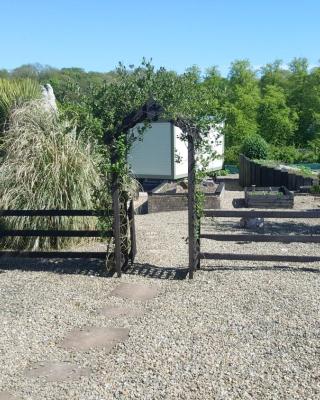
{"left": 224, "top": 144, "right": 241, "bottom": 165}
{"left": 307, "top": 137, "right": 320, "bottom": 162}
{"left": 4, "top": 59, "right": 320, "bottom": 166}
{"left": 213, "top": 169, "right": 230, "bottom": 176}
{"left": 241, "top": 134, "right": 269, "bottom": 160}
{"left": 0, "top": 78, "right": 41, "bottom": 130}
{"left": 297, "top": 165, "right": 314, "bottom": 176}
{"left": 224, "top": 60, "right": 260, "bottom": 145}
{"left": 91, "top": 60, "right": 219, "bottom": 176}
{"left": 310, "top": 184, "right": 320, "bottom": 194}
{"left": 268, "top": 145, "right": 302, "bottom": 163}
{"left": 258, "top": 85, "right": 298, "bottom": 145}
{"left": 260, "top": 60, "right": 290, "bottom": 90}
{"left": 0, "top": 69, "right": 9, "bottom": 79}
{"left": 0, "top": 100, "right": 103, "bottom": 250}
{"left": 59, "top": 102, "right": 103, "bottom": 142}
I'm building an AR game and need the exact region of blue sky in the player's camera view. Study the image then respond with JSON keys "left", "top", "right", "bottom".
{"left": 1, "top": 0, "right": 319, "bottom": 75}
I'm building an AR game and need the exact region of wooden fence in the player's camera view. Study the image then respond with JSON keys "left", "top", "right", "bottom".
{"left": 239, "top": 154, "right": 317, "bottom": 190}
{"left": 0, "top": 199, "right": 137, "bottom": 277}
{"left": 188, "top": 209, "right": 320, "bottom": 277}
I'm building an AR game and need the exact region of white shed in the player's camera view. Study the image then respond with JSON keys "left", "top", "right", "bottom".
{"left": 127, "top": 121, "right": 224, "bottom": 180}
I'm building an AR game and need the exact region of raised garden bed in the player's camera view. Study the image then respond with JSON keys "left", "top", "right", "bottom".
{"left": 245, "top": 186, "right": 294, "bottom": 209}
{"left": 148, "top": 180, "right": 225, "bottom": 213}
{"left": 239, "top": 154, "right": 319, "bottom": 191}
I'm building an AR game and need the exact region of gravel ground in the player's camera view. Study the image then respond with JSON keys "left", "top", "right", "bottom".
{"left": 0, "top": 191, "right": 320, "bottom": 399}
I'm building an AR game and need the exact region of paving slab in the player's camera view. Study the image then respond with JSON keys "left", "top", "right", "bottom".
{"left": 25, "top": 361, "right": 91, "bottom": 382}
{"left": 60, "top": 327, "right": 129, "bottom": 351}
{"left": 110, "top": 283, "right": 158, "bottom": 301}
{"left": 0, "top": 392, "right": 21, "bottom": 400}
{"left": 100, "top": 305, "right": 143, "bottom": 318}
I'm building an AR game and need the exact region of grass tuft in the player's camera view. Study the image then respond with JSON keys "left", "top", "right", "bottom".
{"left": 0, "top": 100, "right": 104, "bottom": 250}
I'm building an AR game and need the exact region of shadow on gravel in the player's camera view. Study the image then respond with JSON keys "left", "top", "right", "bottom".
{"left": 202, "top": 220, "right": 320, "bottom": 235}
{"left": 124, "top": 263, "right": 189, "bottom": 280}
{"left": 0, "top": 258, "right": 189, "bottom": 280}
{"left": 202, "top": 264, "right": 320, "bottom": 274}
{"left": 0, "top": 257, "right": 111, "bottom": 277}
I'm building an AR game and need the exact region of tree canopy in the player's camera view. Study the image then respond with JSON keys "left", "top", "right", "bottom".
{"left": 1, "top": 58, "right": 320, "bottom": 164}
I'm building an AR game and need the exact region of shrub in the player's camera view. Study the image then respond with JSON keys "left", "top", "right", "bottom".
{"left": 268, "top": 145, "right": 302, "bottom": 164}
{"left": 59, "top": 102, "right": 103, "bottom": 142}
{"left": 216, "top": 169, "right": 230, "bottom": 176}
{"left": 310, "top": 184, "right": 320, "bottom": 194}
{"left": 224, "top": 145, "right": 242, "bottom": 165}
{"left": 0, "top": 100, "right": 104, "bottom": 250}
{"left": 0, "top": 78, "right": 41, "bottom": 130}
{"left": 241, "top": 134, "right": 269, "bottom": 160}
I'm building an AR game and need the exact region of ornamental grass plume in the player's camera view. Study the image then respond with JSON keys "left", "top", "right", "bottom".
{"left": 0, "top": 100, "right": 104, "bottom": 250}
{"left": 0, "top": 78, "right": 41, "bottom": 130}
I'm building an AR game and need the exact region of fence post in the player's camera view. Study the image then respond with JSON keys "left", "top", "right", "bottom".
{"left": 188, "top": 133, "right": 197, "bottom": 279}
{"left": 239, "top": 154, "right": 244, "bottom": 187}
{"left": 112, "top": 172, "right": 122, "bottom": 277}
{"left": 128, "top": 199, "right": 137, "bottom": 264}
{"left": 196, "top": 223, "right": 201, "bottom": 270}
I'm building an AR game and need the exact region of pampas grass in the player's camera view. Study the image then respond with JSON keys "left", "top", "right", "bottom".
{"left": 0, "top": 79, "right": 41, "bottom": 130}
{"left": 0, "top": 100, "right": 104, "bottom": 250}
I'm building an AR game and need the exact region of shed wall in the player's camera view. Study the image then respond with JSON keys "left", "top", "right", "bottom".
{"left": 173, "top": 125, "right": 188, "bottom": 179}
{"left": 128, "top": 122, "right": 172, "bottom": 179}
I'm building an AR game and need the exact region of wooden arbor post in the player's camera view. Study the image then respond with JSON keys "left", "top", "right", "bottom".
{"left": 104, "top": 99, "right": 163, "bottom": 277}
{"left": 110, "top": 159, "right": 122, "bottom": 277}
{"left": 188, "top": 131, "right": 197, "bottom": 279}
{"left": 174, "top": 118, "right": 200, "bottom": 279}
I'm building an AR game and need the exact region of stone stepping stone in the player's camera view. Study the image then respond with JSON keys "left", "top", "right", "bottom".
{"left": 0, "top": 393, "right": 21, "bottom": 400}
{"left": 100, "top": 306, "right": 143, "bottom": 318}
{"left": 110, "top": 283, "right": 158, "bottom": 301}
{"left": 25, "top": 361, "right": 90, "bottom": 382}
{"left": 60, "top": 327, "right": 129, "bottom": 351}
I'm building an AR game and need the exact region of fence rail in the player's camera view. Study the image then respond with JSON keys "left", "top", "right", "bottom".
{"left": 191, "top": 208, "right": 320, "bottom": 276}
{"left": 0, "top": 201, "right": 136, "bottom": 276}
{"left": 0, "top": 209, "right": 112, "bottom": 217}
{"left": 200, "top": 253, "right": 320, "bottom": 263}
{"left": 204, "top": 209, "right": 320, "bottom": 218}
{"left": 0, "top": 250, "right": 110, "bottom": 259}
{"left": 0, "top": 229, "right": 113, "bottom": 238}
{"left": 200, "top": 233, "right": 320, "bottom": 243}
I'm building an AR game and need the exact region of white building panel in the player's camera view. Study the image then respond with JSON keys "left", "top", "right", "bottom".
{"left": 173, "top": 125, "right": 188, "bottom": 179}
{"left": 206, "top": 127, "right": 224, "bottom": 171}
{"left": 128, "top": 122, "right": 172, "bottom": 178}
{"left": 128, "top": 121, "right": 224, "bottom": 180}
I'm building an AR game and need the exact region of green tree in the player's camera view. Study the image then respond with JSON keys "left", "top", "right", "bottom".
{"left": 203, "top": 66, "right": 228, "bottom": 116}
{"left": 299, "top": 66, "right": 320, "bottom": 141}
{"left": 0, "top": 69, "right": 9, "bottom": 79}
{"left": 91, "top": 60, "right": 214, "bottom": 138}
{"left": 258, "top": 85, "right": 298, "bottom": 145}
{"left": 287, "top": 57, "right": 310, "bottom": 142}
{"left": 224, "top": 60, "right": 260, "bottom": 146}
{"left": 260, "top": 60, "right": 290, "bottom": 91}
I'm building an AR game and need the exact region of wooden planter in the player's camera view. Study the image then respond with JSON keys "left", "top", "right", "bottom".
{"left": 245, "top": 186, "right": 294, "bottom": 209}
{"left": 148, "top": 182, "right": 225, "bottom": 213}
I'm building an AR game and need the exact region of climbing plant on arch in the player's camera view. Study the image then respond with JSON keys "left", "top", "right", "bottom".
{"left": 104, "top": 99, "right": 164, "bottom": 276}
{"left": 92, "top": 61, "right": 222, "bottom": 277}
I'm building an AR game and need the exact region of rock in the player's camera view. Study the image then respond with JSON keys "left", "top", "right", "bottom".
{"left": 110, "top": 283, "right": 159, "bottom": 301}
{"left": 240, "top": 217, "right": 264, "bottom": 229}
{"left": 25, "top": 361, "right": 91, "bottom": 382}
{"left": 60, "top": 327, "right": 129, "bottom": 351}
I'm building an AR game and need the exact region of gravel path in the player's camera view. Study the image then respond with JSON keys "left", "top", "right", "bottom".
{"left": 0, "top": 191, "right": 319, "bottom": 399}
